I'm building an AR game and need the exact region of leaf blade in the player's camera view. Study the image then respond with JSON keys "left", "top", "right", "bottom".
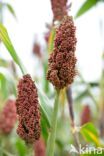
{"left": 0, "top": 24, "right": 26, "bottom": 74}
{"left": 80, "top": 123, "right": 100, "bottom": 146}
{"left": 5, "top": 3, "right": 16, "bottom": 19}
{"left": 75, "top": 0, "right": 99, "bottom": 18}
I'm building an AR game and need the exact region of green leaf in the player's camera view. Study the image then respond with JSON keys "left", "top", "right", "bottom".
{"left": 75, "top": 0, "right": 99, "bottom": 18}
{"left": 88, "top": 82, "right": 99, "bottom": 87}
{"left": 41, "top": 116, "right": 49, "bottom": 141}
{"left": 43, "top": 61, "right": 49, "bottom": 93}
{"left": 5, "top": 3, "right": 16, "bottom": 19}
{"left": 0, "top": 24, "right": 26, "bottom": 75}
{"left": 0, "top": 72, "right": 8, "bottom": 99}
{"left": 0, "top": 2, "right": 16, "bottom": 19}
{"left": 80, "top": 123, "right": 100, "bottom": 146}
{"left": 8, "top": 76, "right": 17, "bottom": 96}
{"left": 0, "top": 71, "right": 16, "bottom": 99}
{"left": 0, "top": 58, "right": 9, "bottom": 67}
{"left": 15, "top": 138, "right": 27, "bottom": 156}
{"left": 37, "top": 87, "right": 52, "bottom": 127}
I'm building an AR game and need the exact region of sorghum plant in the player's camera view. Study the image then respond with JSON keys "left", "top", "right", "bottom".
{"left": 46, "top": 15, "right": 77, "bottom": 156}
{"left": 1, "top": 0, "right": 103, "bottom": 156}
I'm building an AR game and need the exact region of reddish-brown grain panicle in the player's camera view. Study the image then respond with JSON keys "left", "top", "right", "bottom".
{"left": 0, "top": 100, "right": 17, "bottom": 134}
{"left": 47, "top": 16, "right": 77, "bottom": 89}
{"left": 34, "top": 138, "right": 46, "bottom": 156}
{"left": 33, "top": 42, "right": 42, "bottom": 58}
{"left": 81, "top": 105, "right": 91, "bottom": 125}
{"left": 44, "top": 31, "right": 50, "bottom": 43}
{"left": 16, "top": 74, "right": 41, "bottom": 143}
{"left": 51, "top": 0, "right": 68, "bottom": 21}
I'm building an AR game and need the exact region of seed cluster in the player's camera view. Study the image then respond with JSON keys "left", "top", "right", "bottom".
{"left": 33, "top": 42, "right": 42, "bottom": 58}
{"left": 16, "top": 74, "right": 41, "bottom": 143}
{"left": 34, "top": 138, "right": 46, "bottom": 156}
{"left": 51, "top": 0, "right": 68, "bottom": 21}
{"left": 0, "top": 100, "right": 17, "bottom": 134}
{"left": 47, "top": 16, "right": 77, "bottom": 89}
{"left": 81, "top": 105, "right": 91, "bottom": 125}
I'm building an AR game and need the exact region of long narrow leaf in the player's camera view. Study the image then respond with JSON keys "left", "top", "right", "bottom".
{"left": 37, "top": 86, "right": 52, "bottom": 127}
{"left": 0, "top": 24, "right": 26, "bottom": 74}
{"left": 74, "top": 89, "right": 89, "bottom": 103}
{"left": 80, "top": 123, "right": 100, "bottom": 146}
{"left": 0, "top": 2, "right": 16, "bottom": 19}
{"left": 75, "top": 0, "right": 99, "bottom": 18}
{"left": 5, "top": 3, "right": 16, "bottom": 19}
{"left": 0, "top": 72, "right": 8, "bottom": 99}
{"left": 0, "top": 71, "right": 16, "bottom": 99}
{"left": 0, "top": 24, "right": 52, "bottom": 128}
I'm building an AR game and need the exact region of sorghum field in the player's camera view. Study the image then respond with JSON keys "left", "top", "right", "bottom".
{"left": 0, "top": 0, "right": 104, "bottom": 156}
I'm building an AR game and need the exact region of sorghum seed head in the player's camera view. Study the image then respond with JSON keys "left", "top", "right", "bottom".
{"left": 81, "top": 105, "right": 91, "bottom": 125}
{"left": 51, "top": 0, "right": 68, "bottom": 21}
{"left": 44, "top": 31, "right": 50, "bottom": 43}
{"left": 0, "top": 100, "right": 17, "bottom": 134}
{"left": 34, "top": 138, "right": 46, "bottom": 156}
{"left": 33, "top": 42, "right": 42, "bottom": 58}
{"left": 47, "top": 16, "right": 77, "bottom": 89}
{"left": 16, "top": 74, "right": 41, "bottom": 143}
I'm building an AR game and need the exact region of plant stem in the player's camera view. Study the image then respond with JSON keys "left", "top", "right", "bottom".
{"left": 66, "top": 87, "right": 80, "bottom": 154}
{"left": 46, "top": 90, "right": 60, "bottom": 156}
{"left": 99, "top": 53, "right": 104, "bottom": 137}
{"left": 43, "top": 61, "right": 49, "bottom": 93}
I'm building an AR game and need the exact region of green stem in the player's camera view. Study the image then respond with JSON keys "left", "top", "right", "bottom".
{"left": 46, "top": 90, "right": 60, "bottom": 156}
{"left": 99, "top": 53, "right": 104, "bottom": 136}
{"left": 43, "top": 60, "right": 49, "bottom": 93}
